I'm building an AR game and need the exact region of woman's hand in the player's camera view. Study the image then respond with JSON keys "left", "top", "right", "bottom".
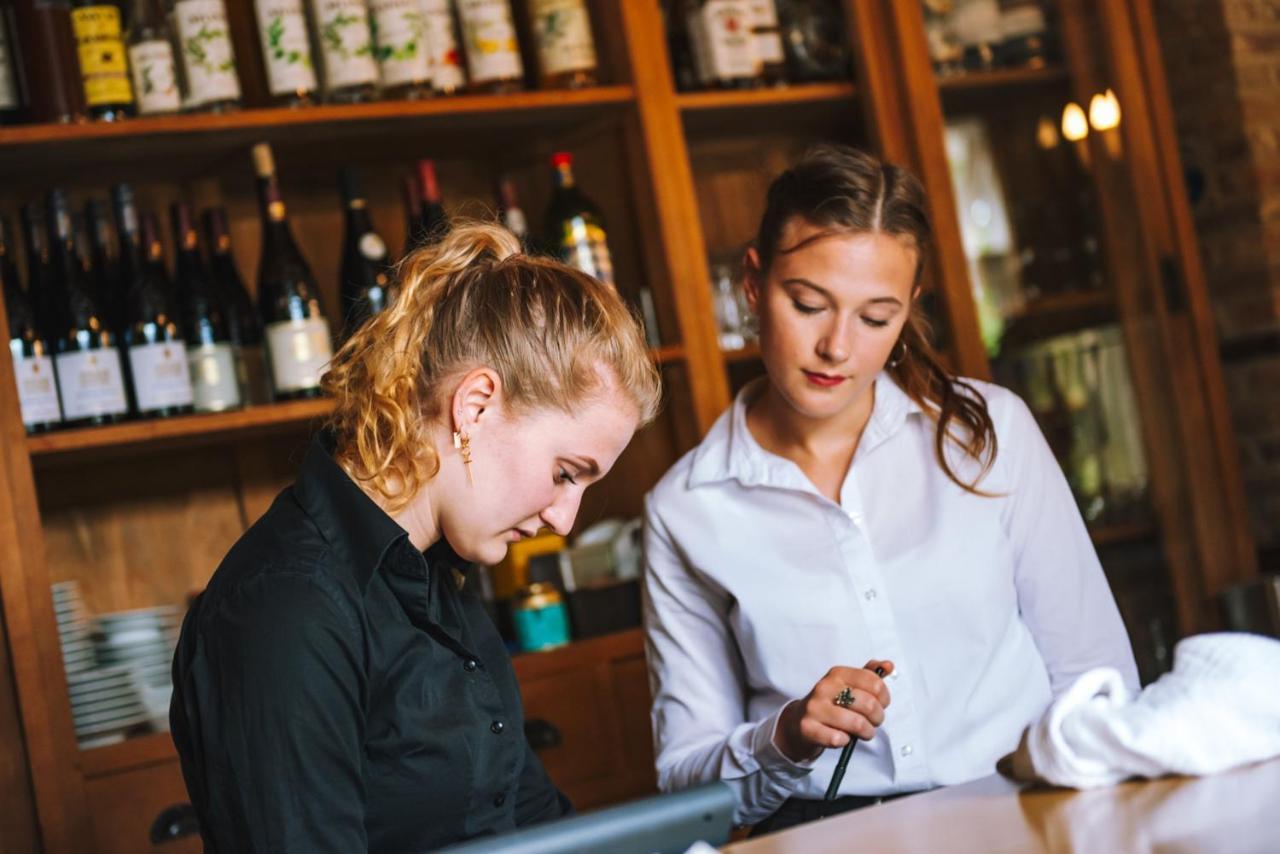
{"left": 773, "top": 660, "right": 894, "bottom": 763}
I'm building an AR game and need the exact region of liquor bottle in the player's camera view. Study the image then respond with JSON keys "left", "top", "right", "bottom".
{"left": 400, "top": 173, "right": 423, "bottom": 257}
{"left": 746, "top": 0, "right": 785, "bottom": 85}
{"left": 253, "top": 0, "right": 319, "bottom": 105}
{"left": 687, "top": 0, "right": 758, "bottom": 90}
{"left": 18, "top": 204, "right": 54, "bottom": 334}
{"left": 251, "top": 142, "right": 333, "bottom": 400}
{"left": 776, "top": 0, "right": 850, "bottom": 82}
{"left": 527, "top": 0, "right": 598, "bottom": 90}
{"left": 455, "top": 0, "right": 522, "bottom": 94}
{"left": 308, "top": 0, "right": 380, "bottom": 102}
{"left": 203, "top": 206, "right": 270, "bottom": 404}
{"left": 168, "top": 0, "right": 243, "bottom": 112}
{"left": 545, "top": 151, "right": 613, "bottom": 286}
{"left": 1, "top": 216, "right": 63, "bottom": 432}
{"left": 171, "top": 201, "right": 242, "bottom": 411}
{"left": 122, "top": 210, "right": 195, "bottom": 418}
{"left": 369, "top": 0, "right": 432, "bottom": 99}
{"left": 421, "top": 0, "right": 465, "bottom": 94}
{"left": 338, "top": 166, "right": 390, "bottom": 340}
{"left": 126, "top": 0, "right": 181, "bottom": 114}
{"left": 44, "top": 189, "right": 130, "bottom": 425}
{"left": 949, "top": 0, "right": 1001, "bottom": 72}
{"left": 11, "top": 0, "right": 85, "bottom": 122}
{"left": 494, "top": 174, "right": 529, "bottom": 249}
{"left": 415, "top": 158, "right": 448, "bottom": 246}
{"left": 70, "top": 0, "right": 135, "bottom": 119}
{"left": 664, "top": 0, "right": 699, "bottom": 92}
{"left": 84, "top": 199, "right": 122, "bottom": 334}
{"left": 0, "top": 6, "right": 26, "bottom": 124}
{"left": 996, "top": 0, "right": 1053, "bottom": 69}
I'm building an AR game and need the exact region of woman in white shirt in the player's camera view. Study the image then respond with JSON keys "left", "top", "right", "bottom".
{"left": 642, "top": 145, "right": 1138, "bottom": 834}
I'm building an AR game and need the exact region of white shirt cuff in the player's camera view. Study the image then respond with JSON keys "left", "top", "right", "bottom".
{"left": 754, "top": 701, "right": 819, "bottom": 783}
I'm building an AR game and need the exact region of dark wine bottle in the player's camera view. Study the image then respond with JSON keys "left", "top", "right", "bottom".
{"left": 1, "top": 215, "right": 63, "bottom": 431}
{"left": 121, "top": 207, "right": 194, "bottom": 418}
{"left": 171, "top": 201, "right": 242, "bottom": 412}
{"left": 495, "top": 174, "right": 529, "bottom": 250}
{"left": 252, "top": 142, "right": 333, "bottom": 401}
{"left": 400, "top": 173, "right": 423, "bottom": 259}
{"left": 44, "top": 189, "right": 130, "bottom": 426}
{"left": 0, "top": 6, "right": 26, "bottom": 124}
{"left": 338, "top": 167, "right": 391, "bottom": 342}
{"left": 545, "top": 150, "right": 614, "bottom": 285}
{"left": 416, "top": 159, "right": 449, "bottom": 246}
{"left": 11, "top": 0, "right": 85, "bottom": 123}
{"left": 202, "top": 206, "right": 269, "bottom": 405}
{"left": 19, "top": 203, "right": 54, "bottom": 334}
{"left": 84, "top": 198, "right": 122, "bottom": 334}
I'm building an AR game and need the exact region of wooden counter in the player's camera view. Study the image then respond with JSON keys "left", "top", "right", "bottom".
{"left": 725, "top": 757, "right": 1280, "bottom": 853}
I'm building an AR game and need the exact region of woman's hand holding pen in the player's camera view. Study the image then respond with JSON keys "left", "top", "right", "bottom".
{"left": 773, "top": 661, "right": 895, "bottom": 763}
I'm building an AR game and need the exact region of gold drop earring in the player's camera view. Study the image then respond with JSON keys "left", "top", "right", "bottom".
{"left": 453, "top": 430, "right": 474, "bottom": 486}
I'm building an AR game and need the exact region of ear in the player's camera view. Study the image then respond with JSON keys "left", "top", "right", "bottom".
{"left": 742, "top": 245, "right": 764, "bottom": 314}
{"left": 449, "top": 367, "right": 503, "bottom": 435}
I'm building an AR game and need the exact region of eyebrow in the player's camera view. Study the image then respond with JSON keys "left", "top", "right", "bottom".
{"left": 572, "top": 456, "right": 601, "bottom": 478}
{"left": 781, "top": 278, "right": 904, "bottom": 308}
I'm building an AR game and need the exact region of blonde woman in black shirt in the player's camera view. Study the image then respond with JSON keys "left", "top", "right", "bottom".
{"left": 171, "top": 222, "right": 661, "bottom": 852}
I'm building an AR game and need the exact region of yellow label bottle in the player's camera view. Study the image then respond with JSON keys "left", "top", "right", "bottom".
{"left": 71, "top": 3, "right": 135, "bottom": 115}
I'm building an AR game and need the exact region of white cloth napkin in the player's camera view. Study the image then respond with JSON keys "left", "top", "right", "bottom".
{"left": 1025, "top": 632, "right": 1280, "bottom": 788}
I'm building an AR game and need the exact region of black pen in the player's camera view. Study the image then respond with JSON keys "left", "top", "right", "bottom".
{"left": 823, "top": 665, "right": 886, "bottom": 805}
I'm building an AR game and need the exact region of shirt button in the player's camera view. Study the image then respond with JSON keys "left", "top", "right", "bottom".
{"left": 901, "top": 744, "right": 914, "bottom": 758}
{"left": 463, "top": 659, "right": 478, "bottom": 672}
{"left": 864, "top": 589, "right": 877, "bottom": 601}
{"left": 490, "top": 720, "right": 505, "bottom": 734}
{"left": 889, "top": 671, "right": 900, "bottom": 682}
{"left": 493, "top": 793, "right": 506, "bottom": 808}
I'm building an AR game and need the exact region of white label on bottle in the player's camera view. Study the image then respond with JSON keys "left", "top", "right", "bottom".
{"left": 129, "top": 341, "right": 195, "bottom": 412}
{"left": 695, "top": 2, "right": 757, "bottom": 81}
{"left": 11, "top": 351, "right": 62, "bottom": 426}
{"left": 420, "top": 0, "right": 465, "bottom": 91}
{"left": 561, "top": 219, "right": 613, "bottom": 286}
{"left": 532, "top": 0, "right": 596, "bottom": 77}
{"left": 187, "top": 341, "right": 242, "bottom": 411}
{"left": 359, "top": 232, "right": 387, "bottom": 260}
{"left": 456, "top": 0, "right": 521, "bottom": 84}
{"left": 128, "top": 39, "right": 182, "bottom": 114}
{"left": 311, "top": 0, "right": 380, "bottom": 89}
{"left": 174, "top": 0, "right": 242, "bottom": 106}
{"left": 747, "top": 0, "right": 783, "bottom": 64}
{"left": 265, "top": 317, "right": 332, "bottom": 393}
{"left": 55, "top": 348, "right": 129, "bottom": 420}
{"left": 0, "top": 21, "right": 19, "bottom": 110}
{"left": 255, "top": 0, "right": 318, "bottom": 95}
{"left": 370, "top": 0, "right": 432, "bottom": 87}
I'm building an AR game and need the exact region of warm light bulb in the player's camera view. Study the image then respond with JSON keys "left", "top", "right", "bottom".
{"left": 1061, "top": 102, "right": 1089, "bottom": 142}
{"left": 1036, "top": 116, "right": 1060, "bottom": 149}
{"left": 1089, "top": 88, "right": 1122, "bottom": 131}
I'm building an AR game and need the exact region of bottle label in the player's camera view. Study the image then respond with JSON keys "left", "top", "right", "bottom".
{"left": 12, "top": 351, "right": 62, "bottom": 427}
{"left": 532, "top": 0, "right": 596, "bottom": 77}
{"left": 129, "top": 341, "right": 195, "bottom": 412}
{"left": 0, "top": 18, "right": 19, "bottom": 110}
{"left": 255, "top": 0, "right": 319, "bottom": 95}
{"left": 370, "top": 0, "right": 432, "bottom": 87}
{"left": 265, "top": 317, "right": 332, "bottom": 393}
{"left": 747, "top": 0, "right": 783, "bottom": 64}
{"left": 311, "top": 0, "right": 380, "bottom": 89}
{"left": 456, "top": 0, "right": 521, "bottom": 84}
{"left": 55, "top": 348, "right": 129, "bottom": 420}
{"left": 174, "top": 0, "right": 242, "bottom": 107}
{"left": 420, "top": 0, "right": 465, "bottom": 91}
{"left": 559, "top": 219, "right": 613, "bottom": 286}
{"left": 128, "top": 39, "right": 182, "bottom": 114}
{"left": 359, "top": 232, "right": 387, "bottom": 260}
{"left": 187, "top": 341, "right": 242, "bottom": 411}
{"left": 71, "top": 5, "right": 135, "bottom": 107}
{"left": 691, "top": 2, "right": 756, "bottom": 82}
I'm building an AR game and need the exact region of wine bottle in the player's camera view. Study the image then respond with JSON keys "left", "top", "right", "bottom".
{"left": 338, "top": 166, "right": 390, "bottom": 340}
{"left": 12, "top": 0, "right": 86, "bottom": 122}
{"left": 416, "top": 158, "right": 448, "bottom": 246}
{"left": 747, "top": 0, "right": 785, "bottom": 85}
{"left": 121, "top": 209, "right": 194, "bottom": 418}
{"left": 308, "top": 0, "right": 380, "bottom": 103}
{"left": 0, "top": 6, "right": 25, "bottom": 124}
{"left": 84, "top": 199, "right": 122, "bottom": 335}
{"left": 252, "top": 142, "right": 333, "bottom": 400}
{"left": 1, "top": 215, "right": 63, "bottom": 432}
{"left": 455, "top": 0, "right": 522, "bottom": 93}
{"left": 369, "top": 0, "right": 431, "bottom": 99}
{"left": 494, "top": 174, "right": 529, "bottom": 249}
{"left": 171, "top": 201, "right": 242, "bottom": 411}
{"left": 545, "top": 151, "right": 613, "bottom": 286}
{"left": 70, "top": 0, "right": 135, "bottom": 120}
{"left": 203, "top": 206, "right": 270, "bottom": 405}
{"left": 19, "top": 203, "right": 54, "bottom": 335}
{"left": 126, "top": 0, "right": 182, "bottom": 114}
{"left": 686, "top": 0, "right": 759, "bottom": 90}
{"left": 400, "top": 173, "right": 423, "bottom": 258}
{"left": 421, "top": 0, "right": 466, "bottom": 94}
{"left": 45, "top": 189, "right": 130, "bottom": 425}
{"left": 168, "top": 0, "right": 243, "bottom": 112}
{"left": 253, "top": 0, "right": 319, "bottom": 105}
{"left": 528, "top": 0, "right": 598, "bottom": 90}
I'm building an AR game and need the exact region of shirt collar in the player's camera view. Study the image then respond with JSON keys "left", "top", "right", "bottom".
{"left": 686, "top": 373, "right": 924, "bottom": 490}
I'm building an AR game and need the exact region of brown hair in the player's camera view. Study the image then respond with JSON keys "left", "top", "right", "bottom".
{"left": 322, "top": 220, "right": 662, "bottom": 512}
{"left": 754, "top": 144, "right": 997, "bottom": 492}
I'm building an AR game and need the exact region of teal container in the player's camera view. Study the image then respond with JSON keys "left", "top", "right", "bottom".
{"left": 513, "top": 583, "right": 571, "bottom": 652}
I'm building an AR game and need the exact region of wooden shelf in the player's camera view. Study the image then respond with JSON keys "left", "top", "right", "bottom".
{"left": 998, "top": 290, "right": 1117, "bottom": 351}
{"left": 81, "top": 731, "right": 177, "bottom": 780}
{"left": 937, "top": 65, "right": 1070, "bottom": 93}
{"left": 722, "top": 343, "right": 762, "bottom": 363}
{"left": 1090, "top": 520, "right": 1159, "bottom": 548}
{"left": 678, "top": 82, "right": 860, "bottom": 138}
{"left": 677, "top": 81, "right": 857, "bottom": 112}
{"left": 650, "top": 344, "right": 687, "bottom": 366}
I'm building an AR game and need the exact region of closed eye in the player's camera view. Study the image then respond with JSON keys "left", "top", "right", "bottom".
{"left": 556, "top": 467, "right": 578, "bottom": 486}
{"left": 791, "top": 300, "right": 823, "bottom": 315}
{"left": 862, "top": 317, "right": 890, "bottom": 328}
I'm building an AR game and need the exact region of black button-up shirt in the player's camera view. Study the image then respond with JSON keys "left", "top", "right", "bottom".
{"left": 171, "top": 435, "right": 570, "bottom": 852}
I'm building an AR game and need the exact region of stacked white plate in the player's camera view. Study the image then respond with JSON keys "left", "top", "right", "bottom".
{"left": 51, "top": 582, "right": 96, "bottom": 676}
{"left": 66, "top": 665, "right": 150, "bottom": 748}
{"left": 91, "top": 606, "right": 181, "bottom": 731}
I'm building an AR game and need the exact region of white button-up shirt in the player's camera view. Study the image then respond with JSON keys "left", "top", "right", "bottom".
{"left": 642, "top": 375, "right": 1138, "bottom": 825}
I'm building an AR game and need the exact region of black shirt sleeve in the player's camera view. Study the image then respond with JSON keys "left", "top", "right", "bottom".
{"left": 176, "top": 571, "right": 367, "bottom": 853}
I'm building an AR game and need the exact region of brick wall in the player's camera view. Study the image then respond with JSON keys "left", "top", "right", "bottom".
{"left": 1154, "top": 0, "right": 1280, "bottom": 564}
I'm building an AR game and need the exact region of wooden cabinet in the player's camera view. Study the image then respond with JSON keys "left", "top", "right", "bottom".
{"left": 0, "top": 1, "right": 1257, "bottom": 850}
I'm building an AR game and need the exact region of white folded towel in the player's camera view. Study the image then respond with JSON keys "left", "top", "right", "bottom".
{"left": 1024, "top": 632, "right": 1280, "bottom": 788}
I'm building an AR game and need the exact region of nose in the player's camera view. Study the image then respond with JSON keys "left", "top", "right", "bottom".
{"left": 816, "top": 313, "right": 853, "bottom": 364}
{"left": 539, "top": 489, "right": 583, "bottom": 537}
